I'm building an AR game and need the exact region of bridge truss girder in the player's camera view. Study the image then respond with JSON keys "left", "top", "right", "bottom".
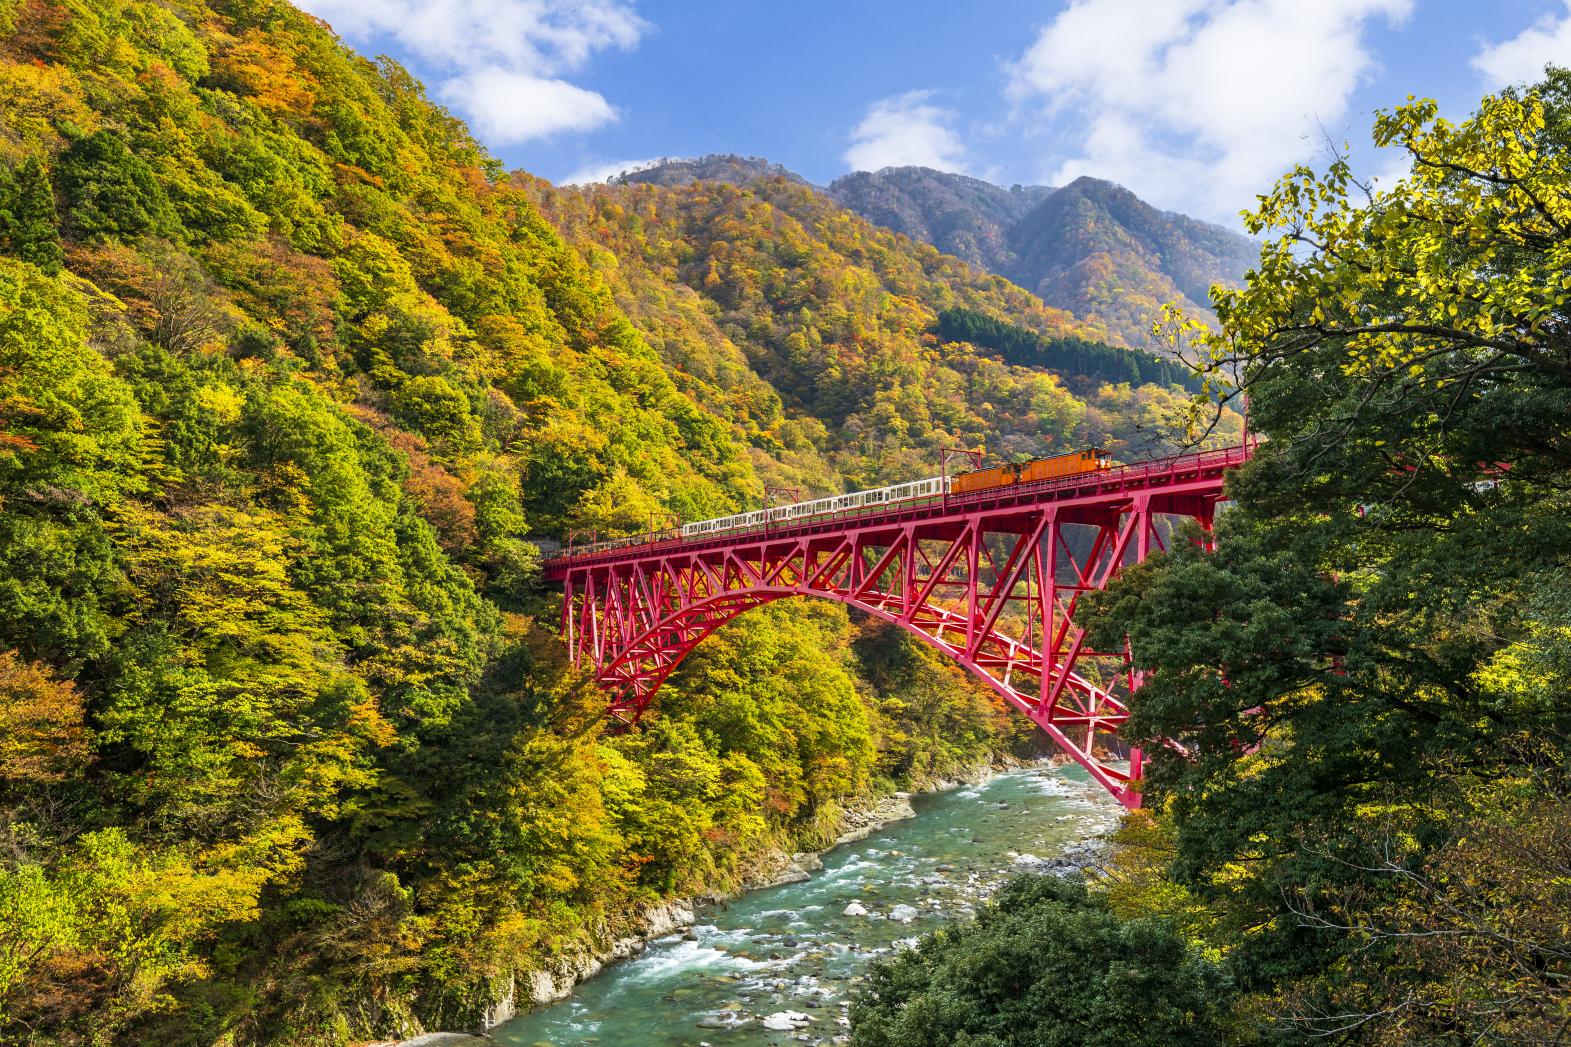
{"left": 558, "top": 480, "right": 1226, "bottom": 808}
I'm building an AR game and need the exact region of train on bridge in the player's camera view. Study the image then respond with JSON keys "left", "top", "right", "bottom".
{"left": 681, "top": 448, "right": 1112, "bottom": 539}
{"left": 570, "top": 449, "right": 1115, "bottom": 556}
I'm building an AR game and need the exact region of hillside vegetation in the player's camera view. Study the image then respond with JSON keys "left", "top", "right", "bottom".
{"left": 526, "top": 170, "right": 1233, "bottom": 488}
{"left": 827, "top": 167, "right": 1258, "bottom": 351}
{"left": 0, "top": 1, "right": 1094, "bottom": 1042}
{"left": 825, "top": 166, "right": 1053, "bottom": 273}
{"left": 935, "top": 307, "right": 1202, "bottom": 393}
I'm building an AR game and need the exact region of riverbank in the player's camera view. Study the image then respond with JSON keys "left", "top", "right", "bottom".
{"left": 469, "top": 760, "right": 1019, "bottom": 1031}
{"left": 484, "top": 762, "right": 1121, "bottom": 1046}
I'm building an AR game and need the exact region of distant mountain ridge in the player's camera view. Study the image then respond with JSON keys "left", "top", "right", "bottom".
{"left": 825, "top": 167, "right": 1257, "bottom": 350}
{"left": 825, "top": 167, "right": 1054, "bottom": 273}
{"left": 605, "top": 157, "right": 1257, "bottom": 350}
{"left": 611, "top": 154, "right": 809, "bottom": 189}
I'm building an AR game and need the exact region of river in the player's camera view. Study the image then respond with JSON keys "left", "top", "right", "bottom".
{"left": 490, "top": 763, "right": 1122, "bottom": 1046}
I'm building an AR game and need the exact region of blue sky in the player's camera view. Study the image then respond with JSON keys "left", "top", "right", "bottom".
{"left": 295, "top": 0, "right": 1571, "bottom": 226}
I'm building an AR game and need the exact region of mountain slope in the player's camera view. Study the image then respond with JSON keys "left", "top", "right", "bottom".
{"left": 524, "top": 170, "right": 1233, "bottom": 489}
{"left": 0, "top": 5, "right": 1240, "bottom": 1042}
{"left": 0, "top": 4, "right": 1048, "bottom": 1043}
{"left": 822, "top": 166, "right": 1052, "bottom": 273}
{"left": 1005, "top": 176, "right": 1260, "bottom": 350}
{"left": 823, "top": 167, "right": 1257, "bottom": 349}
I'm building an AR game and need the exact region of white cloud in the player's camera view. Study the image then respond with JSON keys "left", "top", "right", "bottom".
{"left": 1474, "top": 3, "right": 1571, "bottom": 87}
{"left": 844, "top": 90, "right": 969, "bottom": 174}
{"left": 560, "top": 156, "right": 668, "bottom": 185}
{"left": 1008, "top": 0, "right": 1410, "bottom": 221}
{"left": 441, "top": 70, "right": 615, "bottom": 144}
{"left": 297, "top": 0, "right": 645, "bottom": 143}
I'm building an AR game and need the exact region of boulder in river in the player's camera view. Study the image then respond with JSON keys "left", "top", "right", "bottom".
{"left": 760, "top": 1010, "right": 813, "bottom": 1031}
{"left": 888, "top": 904, "right": 918, "bottom": 923}
{"left": 696, "top": 1010, "right": 749, "bottom": 1029}
{"left": 842, "top": 900, "right": 869, "bottom": 917}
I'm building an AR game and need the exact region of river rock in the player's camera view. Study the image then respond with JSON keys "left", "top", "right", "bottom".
{"left": 833, "top": 794, "right": 917, "bottom": 846}
{"left": 748, "top": 850, "right": 826, "bottom": 889}
{"left": 761, "top": 1010, "right": 814, "bottom": 1031}
{"left": 888, "top": 904, "right": 918, "bottom": 923}
{"left": 696, "top": 1010, "right": 749, "bottom": 1029}
{"left": 841, "top": 900, "right": 869, "bottom": 917}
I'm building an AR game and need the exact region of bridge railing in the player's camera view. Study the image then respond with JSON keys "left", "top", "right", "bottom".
{"left": 546, "top": 443, "right": 1252, "bottom": 568}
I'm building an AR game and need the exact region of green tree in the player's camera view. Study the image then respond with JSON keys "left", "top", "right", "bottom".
{"left": 0, "top": 156, "right": 63, "bottom": 274}
{"left": 850, "top": 875, "right": 1232, "bottom": 1047}
{"left": 1088, "top": 71, "right": 1571, "bottom": 1035}
{"left": 390, "top": 373, "right": 484, "bottom": 455}
{"left": 55, "top": 130, "right": 177, "bottom": 242}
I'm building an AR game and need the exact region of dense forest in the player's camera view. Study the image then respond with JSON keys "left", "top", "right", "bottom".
{"left": 934, "top": 306, "right": 1203, "bottom": 393}
{"left": 16, "top": 0, "right": 1551, "bottom": 1044}
{"left": 605, "top": 158, "right": 1258, "bottom": 358}
{"left": 0, "top": 0, "right": 1219, "bottom": 1043}
{"left": 524, "top": 170, "right": 1236, "bottom": 490}
{"left": 851, "top": 73, "right": 1571, "bottom": 1045}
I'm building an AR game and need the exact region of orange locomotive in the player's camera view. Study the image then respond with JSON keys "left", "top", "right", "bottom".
{"left": 950, "top": 448, "right": 1113, "bottom": 495}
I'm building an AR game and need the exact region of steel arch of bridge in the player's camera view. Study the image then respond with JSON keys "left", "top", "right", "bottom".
{"left": 543, "top": 445, "right": 1250, "bottom": 808}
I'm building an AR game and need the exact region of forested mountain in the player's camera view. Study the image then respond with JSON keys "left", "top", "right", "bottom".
{"left": 0, "top": 1, "right": 1233, "bottom": 1043}
{"left": 825, "top": 166, "right": 1052, "bottom": 275}
{"left": 1004, "top": 176, "right": 1259, "bottom": 350}
{"left": 825, "top": 167, "right": 1258, "bottom": 350}
{"left": 604, "top": 158, "right": 1257, "bottom": 352}
{"left": 525, "top": 169, "right": 1231, "bottom": 493}
{"left": 0, "top": 2, "right": 1023, "bottom": 1042}
{"left": 8, "top": 0, "right": 1561, "bottom": 1044}
{"left": 608, "top": 153, "right": 808, "bottom": 189}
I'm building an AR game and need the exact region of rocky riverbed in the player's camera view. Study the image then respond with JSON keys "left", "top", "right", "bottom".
{"left": 466, "top": 782, "right": 946, "bottom": 1031}
{"left": 486, "top": 762, "right": 1121, "bottom": 1046}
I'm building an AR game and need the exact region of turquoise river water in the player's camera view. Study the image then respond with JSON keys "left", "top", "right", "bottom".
{"left": 491, "top": 763, "right": 1121, "bottom": 1047}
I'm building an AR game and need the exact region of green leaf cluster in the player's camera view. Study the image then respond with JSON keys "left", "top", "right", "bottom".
{"left": 1081, "top": 69, "right": 1571, "bottom": 1042}
{"left": 850, "top": 875, "right": 1231, "bottom": 1047}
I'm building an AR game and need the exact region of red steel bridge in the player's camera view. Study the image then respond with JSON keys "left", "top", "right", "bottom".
{"left": 542, "top": 444, "right": 1251, "bottom": 808}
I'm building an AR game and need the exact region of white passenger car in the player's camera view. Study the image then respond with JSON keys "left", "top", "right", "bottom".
{"left": 679, "top": 476, "right": 949, "bottom": 539}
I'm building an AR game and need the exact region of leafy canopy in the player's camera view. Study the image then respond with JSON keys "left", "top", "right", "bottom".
{"left": 1090, "top": 70, "right": 1571, "bottom": 1039}
{"left": 850, "top": 875, "right": 1230, "bottom": 1047}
